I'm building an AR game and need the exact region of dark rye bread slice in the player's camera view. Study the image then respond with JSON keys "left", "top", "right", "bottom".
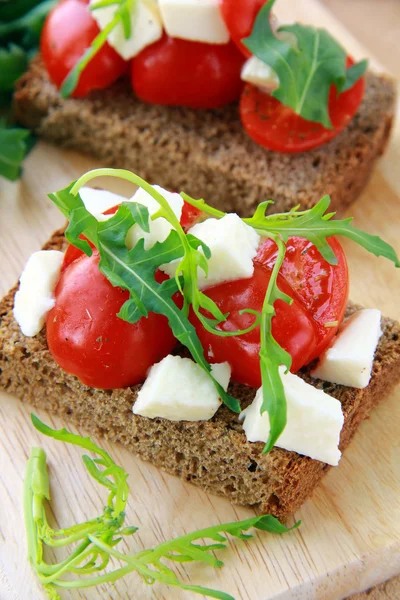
{"left": 1, "top": 231, "right": 400, "bottom": 518}
{"left": 14, "top": 56, "right": 396, "bottom": 217}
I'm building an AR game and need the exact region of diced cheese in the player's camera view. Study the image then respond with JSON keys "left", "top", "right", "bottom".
{"left": 13, "top": 251, "right": 64, "bottom": 337}
{"left": 90, "top": 0, "right": 163, "bottom": 60}
{"left": 240, "top": 367, "right": 344, "bottom": 466}
{"left": 125, "top": 185, "right": 183, "bottom": 250}
{"left": 132, "top": 355, "right": 231, "bottom": 421}
{"left": 79, "top": 187, "right": 127, "bottom": 219}
{"left": 241, "top": 56, "right": 279, "bottom": 93}
{"left": 158, "top": 0, "right": 230, "bottom": 44}
{"left": 161, "top": 213, "right": 260, "bottom": 289}
{"left": 311, "top": 309, "right": 382, "bottom": 389}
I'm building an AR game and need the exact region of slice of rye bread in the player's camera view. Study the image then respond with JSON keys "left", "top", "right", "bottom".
{"left": 1, "top": 231, "right": 400, "bottom": 518}
{"left": 14, "top": 56, "right": 396, "bottom": 217}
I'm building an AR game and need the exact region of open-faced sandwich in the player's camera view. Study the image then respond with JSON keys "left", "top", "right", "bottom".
{"left": 1, "top": 168, "right": 399, "bottom": 519}
{"left": 13, "top": 0, "right": 396, "bottom": 215}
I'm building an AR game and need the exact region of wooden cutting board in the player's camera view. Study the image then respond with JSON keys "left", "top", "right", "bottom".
{"left": 0, "top": 1, "right": 399, "bottom": 599}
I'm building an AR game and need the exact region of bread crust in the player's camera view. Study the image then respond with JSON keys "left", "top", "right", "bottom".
{"left": 1, "top": 230, "right": 400, "bottom": 518}
{"left": 13, "top": 56, "right": 396, "bottom": 217}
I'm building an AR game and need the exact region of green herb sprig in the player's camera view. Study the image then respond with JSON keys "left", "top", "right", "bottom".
{"left": 25, "top": 414, "right": 299, "bottom": 599}
{"left": 243, "top": 0, "right": 368, "bottom": 128}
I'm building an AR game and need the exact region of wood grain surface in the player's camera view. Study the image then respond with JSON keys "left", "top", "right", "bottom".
{"left": 0, "top": 1, "right": 399, "bottom": 599}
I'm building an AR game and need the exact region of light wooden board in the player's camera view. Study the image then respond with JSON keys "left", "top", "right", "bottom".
{"left": 1, "top": 1, "right": 400, "bottom": 599}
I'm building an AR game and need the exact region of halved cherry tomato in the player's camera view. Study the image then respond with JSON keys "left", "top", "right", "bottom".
{"left": 180, "top": 202, "right": 203, "bottom": 231}
{"left": 240, "top": 57, "right": 365, "bottom": 152}
{"left": 131, "top": 34, "right": 245, "bottom": 109}
{"left": 47, "top": 250, "right": 177, "bottom": 389}
{"left": 255, "top": 236, "right": 348, "bottom": 361}
{"left": 41, "top": 0, "right": 126, "bottom": 98}
{"left": 191, "top": 236, "right": 348, "bottom": 388}
{"left": 220, "top": 0, "right": 268, "bottom": 57}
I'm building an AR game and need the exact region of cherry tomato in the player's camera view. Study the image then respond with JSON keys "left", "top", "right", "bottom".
{"left": 180, "top": 203, "right": 203, "bottom": 231}
{"left": 47, "top": 250, "right": 177, "bottom": 389}
{"left": 240, "top": 57, "right": 365, "bottom": 152}
{"left": 131, "top": 34, "right": 245, "bottom": 109}
{"left": 255, "top": 236, "right": 348, "bottom": 361}
{"left": 191, "top": 264, "right": 318, "bottom": 388}
{"left": 220, "top": 0, "right": 268, "bottom": 57}
{"left": 41, "top": 0, "right": 126, "bottom": 98}
{"left": 192, "top": 236, "right": 348, "bottom": 387}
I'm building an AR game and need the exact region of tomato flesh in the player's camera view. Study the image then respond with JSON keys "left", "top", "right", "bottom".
{"left": 255, "top": 236, "right": 349, "bottom": 361}
{"left": 132, "top": 34, "right": 245, "bottom": 109}
{"left": 47, "top": 251, "right": 177, "bottom": 389}
{"left": 220, "top": 0, "right": 269, "bottom": 57}
{"left": 41, "top": 0, "right": 126, "bottom": 98}
{"left": 240, "top": 57, "right": 365, "bottom": 152}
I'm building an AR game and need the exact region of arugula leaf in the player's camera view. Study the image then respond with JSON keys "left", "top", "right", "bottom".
{"left": 0, "top": 0, "right": 56, "bottom": 180}
{"left": 244, "top": 195, "right": 400, "bottom": 267}
{"left": 61, "top": 0, "right": 135, "bottom": 98}
{"left": 0, "top": 44, "right": 28, "bottom": 91}
{"left": 243, "top": 0, "right": 368, "bottom": 128}
{"left": 26, "top": 415, "right": 300, "bottom": 599}
{"left": 0, "top": 122, "right": 33, "bottom": 180}
{"left": 49, "top": 175, "right": 241, "bottom": 413}
{"left": 258, "top": 235, "right": 292, "bottom": 453}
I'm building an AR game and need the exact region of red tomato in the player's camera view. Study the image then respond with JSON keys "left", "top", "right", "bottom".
{"left": 131, "top": 34, "right": 245, "bottom": 109}
{"left": 47, "top": 250, "right": 177, "bottom": 389}
{"left": 192, "top": 237, "right": 348, "bottom": 387}
{"left": 255, "top": 236, "right": 348, "bottom": 361}
{"left": 191, "top": 264, "right": 318, "bottom": 388}
{"left": 180, "top": 202, "right": 203, "bottom": 231}
{"left": 240, "top": 57, "right": 365, "bottom": 152}
{"left": 41, "top": 0, "right": 126, "bottom": 98}
{"left": 220, "top": 0, "right": 268, "bottom": 57}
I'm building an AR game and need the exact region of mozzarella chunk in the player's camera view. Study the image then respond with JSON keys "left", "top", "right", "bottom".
{"left": 158, "top": 0, "right": 230, "bottom": 44}
{"left": 125, "top": 185, "right": 183, "bottom": 250}
{"left": 132, "top": 355, "right": 231, "bottom": 421}
{"left": 161, "top": 214, "right": 260, "bottom": 289}
{"left": 80, "top": 187, "right": 127, "bottom": 219}
{"left": 90, "top": 0, "right": 162, "bottom": 59}
{"left": 13, "top": 251, "right": 64, "bottom": 337}
{"left": 241, "top": 56, "right": 279, "bottom": 93}
{"left": 311, "top": 309, "right": 382, "bottom": 389}
{"left": 240, "top": 367, "right": 344, "bottom": 466}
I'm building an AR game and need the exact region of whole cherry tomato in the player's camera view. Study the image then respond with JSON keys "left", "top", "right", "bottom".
{"left": 47, "top": 251, "right": 177, "bottom": 389}
{"left": 131, "top": 34, "right": 245, "bottom": 109}
{"left": 41, "top": 0, "right": 127, "bottom": 98}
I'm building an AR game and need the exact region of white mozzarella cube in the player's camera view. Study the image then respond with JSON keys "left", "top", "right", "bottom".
{"left": 132, "top": 355, "right": 231, "bottom": 421}
{"left": 90, "top": 0, "right": 163, "bottom": 59}
{"left": 80, "top": 187, "right": 127, "bottom": 219}
{"left": 240, "top": 367, "right": 344, "bottom": 466}
{"left": 311, "top": 309, "right": 382, "bottom": 389}
{"left": 158, "top": 0, "right": 230, "bottom": 44}
{"left": 161, "top": 213, "right": 260, "bottom": 289}
{"left": 241, "top": 56, "right": 279, "bottom": 93}
{"left": 126, "top": 185, "right": 183, "bottom": 250}
{"left": 13, "top": 251, "right": 64, "bottom": 337}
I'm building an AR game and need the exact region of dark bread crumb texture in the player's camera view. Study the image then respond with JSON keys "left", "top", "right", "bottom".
{"left": 14, "top": 57, "right": 396, "bottom": 216}
{"left": 1, "top": 230, "right": 400, "bottom": 518}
